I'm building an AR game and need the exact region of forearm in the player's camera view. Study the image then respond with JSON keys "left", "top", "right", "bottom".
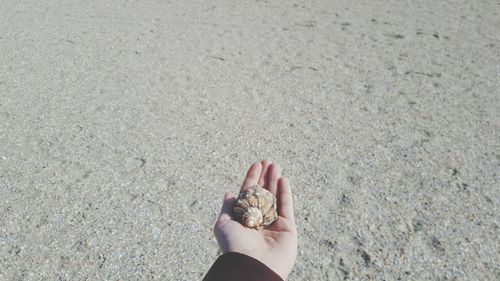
{"left": 203, "top": 252, "right": 284, "bottom": 281}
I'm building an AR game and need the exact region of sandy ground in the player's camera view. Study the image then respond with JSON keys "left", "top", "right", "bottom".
{"left": 1, "top": 0, "right": 499, "bottom": 280}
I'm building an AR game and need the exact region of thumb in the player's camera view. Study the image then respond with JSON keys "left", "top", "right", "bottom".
{"left": 216, "top": 192, "right": 237, "bottom": 226}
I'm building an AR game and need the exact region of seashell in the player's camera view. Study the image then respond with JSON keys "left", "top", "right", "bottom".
{"left": 233, "top": 185, "right": 278, "bottom": 229}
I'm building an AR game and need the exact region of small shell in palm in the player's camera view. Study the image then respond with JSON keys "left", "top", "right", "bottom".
{"left": 233, "top": 185, "right": 278, "bottom": 229}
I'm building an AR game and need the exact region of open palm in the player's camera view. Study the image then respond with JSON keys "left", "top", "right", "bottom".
{"left": 214, "top": 160, "right": 298, "bottom": 280}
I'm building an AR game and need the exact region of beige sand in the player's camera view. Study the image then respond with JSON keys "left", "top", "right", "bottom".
{"left": 1, "top": 0, "right": 499, "bottom": 280}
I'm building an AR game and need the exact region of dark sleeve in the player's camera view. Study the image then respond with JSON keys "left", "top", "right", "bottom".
{"left": 202, "top": 252, "right": 284, "bottom": 281}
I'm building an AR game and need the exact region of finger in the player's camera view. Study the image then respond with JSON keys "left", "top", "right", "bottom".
{"left": 277, "top": 177, "right": 294, "bottom": 223}
{"left": 215, "top": 192, "right": 237, "bottom": 226}
{"left": 257, "top": 160, "right": 272, "bottom": 187}
{"left": 240, "top": 162, "right": 262, "bottom": 192}
{"left": 265, "top": 163, "right": 281, "bottom": 196}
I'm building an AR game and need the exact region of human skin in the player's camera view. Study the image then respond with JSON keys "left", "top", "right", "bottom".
{"left": 213, "top": 160, "right": 298, "bottom": 280}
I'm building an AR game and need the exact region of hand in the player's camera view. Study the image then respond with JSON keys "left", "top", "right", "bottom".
{"left": 213, "top": 160, "right": 298, "bottom": 280}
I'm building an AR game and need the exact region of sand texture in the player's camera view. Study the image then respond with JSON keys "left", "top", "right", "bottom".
{"left": 1, "top": 0, "right": 499, "bottom": 280}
